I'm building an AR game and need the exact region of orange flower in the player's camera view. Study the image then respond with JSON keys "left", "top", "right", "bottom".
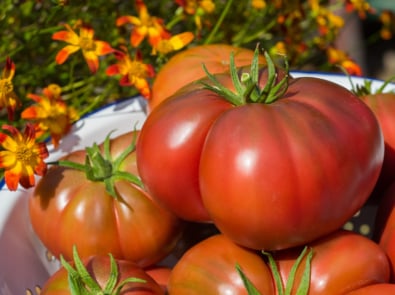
{"left": 52, "top": 22, "right": 114, "bottom": 73}
{"left": 0, "top": 124, "right": 49, "bottom": 191}
{"left": 327, "top": 47, "right": 362, "bottom": 76}
{"left": 106, "top": 49, "right": 155, "bottom": 99}
{"left": 153, "top": 32, "right": 194, "bottom": 55}
{"left": 116, "top": 0, "right": 170, "bottom": 48}
{"left": 21, "top": 84, "right": 79, "bottom": 148}
{"left": 0, "top": 57, "right": 20, "bottom": 121}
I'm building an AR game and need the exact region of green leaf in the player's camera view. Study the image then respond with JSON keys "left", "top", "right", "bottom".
{"left": 236, "top": 264, "right": 261, "bottom": 295}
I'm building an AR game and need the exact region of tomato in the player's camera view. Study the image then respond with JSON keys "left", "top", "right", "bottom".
{"left": 373, "top": 181, "right": 395, "bottom": 281}
{"left": 358, "top": 91, "right": 395, "bottom": 197}
{"left": 137, "top": 50, "right": 384, "bottom": 250}
{"left": 40, "top": 254, "right": 164, "bottom": 294}
{"left": 273, "top": 230, "right": 390, "bottom": 295}
{"left": 168, "top": 234, "right": 275, "bottom": 295}
{"left": 149, "top": 44, "right": 265, "bottom": 112}
{"left": 345, "top": 284, "right": 395, "bottom": 295}
{"left": 29, "top": 131, "right": 183, "bottom": 267}
{"left": 144, "top": 266, "right": 172, "bottom": 293}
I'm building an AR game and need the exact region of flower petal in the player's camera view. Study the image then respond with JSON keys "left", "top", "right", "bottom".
{"left": 55, "top": 45, "right": 80, "bottom": 64}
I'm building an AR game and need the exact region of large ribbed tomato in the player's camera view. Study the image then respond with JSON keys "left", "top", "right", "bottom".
{"left": 149, "top": 44, "right": 265, "bottom": 111}
{"left": 136, "top": 50, "right": 384, "bottom": 250}
{"left": 29, "top": 131, "right": 183, "bottom": 267}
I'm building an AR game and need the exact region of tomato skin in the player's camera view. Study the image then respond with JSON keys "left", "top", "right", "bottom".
{"left": 198, "top": 76, "right": 383, "bottom": 250}
{"left": 345, "top": 284, "right": 395, "bottom": 295}
{"left": 149, "top": 44, "right": 265, "bottom": 112}
{"left": 360, "top": 93, "right": 395, "bottom": 197}
{"left": 274, "top": 230, "right": 390, "bottom": 295}
{"left": 168, "top": 234, "right": 275, "bottom": 295}
{"left": 40, "top": 255, "right": 164, "bottom": 295}
{"left": 373, "top": 181, "right": 395, "bottom": 281}
{"left": 29, "top": 131, "right": 183, "bottom": 267}
{"left": 137, "top": 89, "right": 234, "bottom": 221}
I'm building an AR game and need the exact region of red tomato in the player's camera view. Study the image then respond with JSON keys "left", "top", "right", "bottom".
{"left": 373, "top": 181, "right": 395, "bottom": 281}
{"left": 144, "top": 266, "right": 172, "bottom": 293}
{"left": 40, "top": 254, "right": 164, "bottom": 294}
{"left": 273, "top": 230, "right": 390, "bottom": 295}
{"left": 29, "top": 131, "right": 184, "bottom": 267}
{"left": 168, "top": 234, "right": 275, "bottom": 295}
{"left": 359, "top": 92, "right": 395, "bottom": 197}
{"left": 149, "top": 44, "right": 265, "bottom": 112}
{"left": 137, "top": 52, "right": 384, "bottom": 250}
{"left": 345, "top": 284, "right": 395, "bottom": 295}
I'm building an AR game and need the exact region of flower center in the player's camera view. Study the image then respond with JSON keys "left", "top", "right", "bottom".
{"left": 128, "top": 61, "right": 147, "bottom": 79}
{"left": 79, "top": 37, "right": 96, "bottom": 52}
{"left": 16, "top": 145, "right": 37, "bottom": 165}
{"left": 0, "top": 79, "right": 13, "bottom": 95}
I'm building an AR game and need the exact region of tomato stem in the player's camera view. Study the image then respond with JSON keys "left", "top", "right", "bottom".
{"left": 201, "top": 45, "right": 289, "bottom": 105}
{"left": 47, "top": 130, "right": 143, "bottom": 199}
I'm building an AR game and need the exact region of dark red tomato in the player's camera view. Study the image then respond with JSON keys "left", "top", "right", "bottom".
{"left": 345, "top": 284, "right": 395, "bottom": 295}
{"left": 40, "top": 255, "right": 164, "bottom": 294}
{"left": 29, "top": 131, "right": 183, "bottom": 267}
{"left": 137, "top": 52, "right": 384, "bottom": 250}
{"left": 168, "top": 234, "right": 275, "bottom": 295}
{"left": 359, "top": 92, "right": 395, "bottom": 197}
{"left": 373, "top": 181, "right": 395, "bottom": 281}
{"left": 149, "top": 44, "right": 265, "bottom": 112}
{"left": 273, "top": 230, "right": 390, "bottom": 295}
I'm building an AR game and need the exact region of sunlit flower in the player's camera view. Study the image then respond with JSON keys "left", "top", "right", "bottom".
{"left": 327, "top": 47, "right": 362, "bottom": 76}
{"left": 0, "top": 124, "right": 49, "bottom": 191}
{"left": 116, "top": 0, "right": 170, "bottom": 48}
{"left": 0, "top": 57, "right": 20, "bottom": 121}
{"left": 175, "top": 0, "right": 215, "bottom": 30}
{"left": 106, "top": 49, "right": 155, "bottom": 99}
{"left": 52, "top": 22, "right": 114, "bottom": 73}
{"left": 21, "top": 84, "right": 79, "bottom": 148}
{"left": 251, "top": 0, "right": 266, "bottom": 10}
{"left": 345, "top": 0, "right": 374, "bottom": 19}
{"left": 153, "top": 32, "right": 194, "bottom": 55}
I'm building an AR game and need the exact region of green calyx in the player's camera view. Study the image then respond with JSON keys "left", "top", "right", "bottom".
{"left": 237, "top": 246, "right": 313, "bottom": 295}
{"left": 52, "top": 130, "right": 143, "bottom": 199}
{"left": 341, "top": 66, "right": 395, "bottom": 96}
{"left": 61, "top": 245, "right": 146, "bottom": 295}
{"left": 201, "top": 46, "right": 290, "bottom": 105}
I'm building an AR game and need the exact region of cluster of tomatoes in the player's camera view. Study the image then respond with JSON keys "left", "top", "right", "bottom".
{"left": 29, "top": 44, "right": 395, "bottom": 294}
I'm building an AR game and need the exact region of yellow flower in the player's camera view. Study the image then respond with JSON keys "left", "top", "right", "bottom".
{"left": 153, "top": 32, "right": 194, "bottom": 55}
{"left": 106, "top": 49, "right": 155, "bottom": 99}
{"left": 0, "top": 57, "right": 20, "bottom": 121}
{"left": 251, "top": 0, "right": 266, "bottom": 10}
{"left": 0, "top": 124, "right": 49, "bottom": 191}
{"left": 21, "top": 84, "right": 79, "bottom": 148}
{"left": 116, "top": 0, "right": 170, "bottom": 48}
{"left": 52, "top": 22, "right": 114, "bottom": 73}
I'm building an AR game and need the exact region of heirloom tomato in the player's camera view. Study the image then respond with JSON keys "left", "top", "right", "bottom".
{"left": 168, "top": 234, "right": 275, "bottom": 295}
{"left": 40, "top": 249, "right": 164, "bottom": 295}
{"left": 137, "top": 48, "right": 384, "bottom": 250}
{"left": 350, "top": 78, "right": 395, "bottom": 197}
{"left": 272, "top": 230, "right": 390, "bottom": 294}
{"left": 29, "top": 131, "right": 183, "bottom": 267}
{"left": 373, "top": 181, "right": 395, "bottom": 281}
{"left": 149, "top": 44, "right": 265, "bottom": 111}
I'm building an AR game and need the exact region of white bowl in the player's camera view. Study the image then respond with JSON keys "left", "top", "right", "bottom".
{"left": 0, "top": 73, "right": 392, "bottom": 294}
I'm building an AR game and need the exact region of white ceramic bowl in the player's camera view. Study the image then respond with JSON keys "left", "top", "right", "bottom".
{"left": 0, "top": 73, "right": 392, "bottom": 294}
